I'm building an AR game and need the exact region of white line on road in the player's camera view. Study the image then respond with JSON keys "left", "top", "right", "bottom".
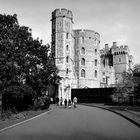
{"left": 0, "top": 108, "right": 53, "bottom": 133}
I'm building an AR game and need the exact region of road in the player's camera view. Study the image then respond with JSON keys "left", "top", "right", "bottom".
{"left": 0, "top": 105, "right": 140, "bottom": 140}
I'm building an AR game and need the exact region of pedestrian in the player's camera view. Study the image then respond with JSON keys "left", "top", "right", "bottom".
{"left": 56, "top": 96, "right": 59, "bottom": 105}
{"left": 68, "top": 99, "right": 71, "bottom": 108}
{"left": 64, "top": 99, "right": 67, "bottom": 108}
{"left": 60, "top": 97, "right": 63, "bottom": 106}
{"left": 50, "top": 98, "right": 53, "bottom": 104}
{"left": 73, "top": 97, "right": 78, "bottom": 108}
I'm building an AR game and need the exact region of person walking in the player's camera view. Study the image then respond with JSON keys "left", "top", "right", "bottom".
{"left": 73, "top": 97, "right": 78, "bottom": 108}
{"left": 64, "top": 99, "right": 67, "bottom": 108}
{"left": 60, "top": 97, "right": 63, "bottom": 106}
{"left": 68, "top": 99, "right": 71, "bottom": 108}
{"left": 56, "top": 96, "right": 59, "bottom": 106}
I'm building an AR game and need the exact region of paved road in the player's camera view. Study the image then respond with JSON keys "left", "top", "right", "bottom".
{"left": 0, "top": 105, "right": 140, "bottom": 140}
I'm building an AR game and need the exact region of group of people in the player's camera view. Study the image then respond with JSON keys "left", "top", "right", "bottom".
{"left": 55, "top": 97, "right": 78, "bottom": 108}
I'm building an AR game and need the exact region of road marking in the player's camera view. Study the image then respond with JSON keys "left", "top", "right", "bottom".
{"left": 0, "top": 108, "right": 53, "bottom": 133}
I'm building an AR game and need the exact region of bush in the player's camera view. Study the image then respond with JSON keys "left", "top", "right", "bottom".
{"left": 33, "top": 96, "right": 50, "bottom": 111}
{"left": 2, "top": 85, "right": 35, "bottom": 111}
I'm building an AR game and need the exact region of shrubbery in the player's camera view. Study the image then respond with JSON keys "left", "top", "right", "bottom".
{"left": 0, "top": 14, "right": 60, "bottom": 113}
{"left": 2, "top": 85, "right": 35, "bottom": 111}
{"left": 33, "top": 96, "right": 50, "bottom": 111}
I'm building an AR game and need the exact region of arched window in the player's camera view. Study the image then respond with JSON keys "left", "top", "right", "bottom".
{"left": 95, "top": 59, "right": 97, "bottom": 66}
{"left": 66, "top": 68, "right": 69, "bottom": 74}
{"left": 82, "top": 37, "right": 84, "bottom": 44}
{"left": 81, "top": 69, "right": 85, "bottom": 78}
{"left": 81, "top": 58, "right": 85, "bottom": 65}
{"left": 66, "top": 56, "right": 69, "bottom": 63}
{"left": 95, "top": 49, "right": 97, "bottom": 55}
{"left": 66, "top": 45, "right": 69, "bottom": 51}
{"left": 81, "top": 47, "right": 85, "bottom": 54}
{"left": 95, "top": 70, "right": 97, "bottom": 78}
{"left": 66, "top": 33, "right": 69, "bottom": 39}
{"left": 103, "top": 59, "right": 105, "bottom": 67}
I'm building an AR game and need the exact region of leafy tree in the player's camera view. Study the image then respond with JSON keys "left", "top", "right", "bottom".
{"left": 112, "top": 71, "right": 134, "bottom": 103}
{"left": 132, "top": 64, "right": 140, "bottom": 98}
{"left": 112, "top": 64, "right": 140, "bottom": 104}
{"left": 0, "top": 14, "right": 59, "bottom": 110}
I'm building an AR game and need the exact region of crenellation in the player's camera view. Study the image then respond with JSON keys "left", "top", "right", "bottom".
{"left": 52, "top": 8, "right": 73, "bottom": 21}
{"left": 72, "top": 29, "right": 100, "bottom": 40}
{"left": 51, "top": 8, "right": 133, "bottom": 99}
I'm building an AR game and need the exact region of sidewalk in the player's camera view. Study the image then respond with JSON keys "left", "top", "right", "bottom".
{"left": 82, "top": 103, "right": 140, "bottom": 128}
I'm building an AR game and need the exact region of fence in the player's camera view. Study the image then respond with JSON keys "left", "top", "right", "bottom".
{"left": 71, "top": 88, "right": 115, "bottom": 103}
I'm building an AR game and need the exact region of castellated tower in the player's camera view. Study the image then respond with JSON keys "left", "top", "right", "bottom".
{"left": 111, "top": 42, "right": 133, "bottom": 82}
{"left": 100, "top": 44, "right": 115, "bottom": 87}
{"left": 73, "top": 29, "right": 100, "bottom": 88}
{"left": 51, "top": 8, "right": 74, "bottom": 101}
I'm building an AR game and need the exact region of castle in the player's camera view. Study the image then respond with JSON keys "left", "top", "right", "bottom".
{"left": 51, "top": 8, "right": 133, "bottom": 100}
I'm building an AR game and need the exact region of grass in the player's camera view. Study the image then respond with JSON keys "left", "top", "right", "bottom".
{"left": 108, "top": 106, "right": 140, "bottom": 112}
{"left": 0, "top": 107, "right": 50, "bottom": 130}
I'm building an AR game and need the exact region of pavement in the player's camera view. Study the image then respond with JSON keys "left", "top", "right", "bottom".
{"left": 0, "top": 104, "right": 140, "bottom": 140}
{"left": 82, "top": 103, "right": 140, "bottom": 128}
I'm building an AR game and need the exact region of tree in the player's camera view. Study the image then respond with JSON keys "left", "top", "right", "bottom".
{"left": 112, "top": 71, "right": 134, "bottom": 104}
{"left": 132, "top": 64, "right": 140, "bottom": 98}
{"left": 0, "top": 14, "right": 59, "bottom": 111}
{"left": 112, "top": 64, "right": 140, "bottom": 105}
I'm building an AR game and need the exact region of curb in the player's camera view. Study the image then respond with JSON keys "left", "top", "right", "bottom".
{"left": 0, "top": 108, "right": 53, "bottom": 133}
{"left": 82, "top": 104, "right": 140, "bottom": 128}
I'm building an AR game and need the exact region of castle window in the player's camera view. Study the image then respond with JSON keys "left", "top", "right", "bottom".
{"left": 119, "top": 58, "right": 121, "bottom": 62}
{"left": 95, "top": 70, "right": 97, "bottom": 78}
{"left": 66, "top": 56, "right": 69, "bottom": 63}
{"left": 95, "top": 49, "right": 97, "bottom": 55}
{"left": 66, "top": 68, "right": 69, "bottom": 74}
{"left": 81, "top": 58, "right": 85, "bottom": 65}
{"left": 82, "top": 37, "right": 84, "bottom": 44}
{"left": 103, "top": 59, "right": 105, "bottom": 67}
{"left": 66, "top": 33, "right": 69, "bottom": 39}
{"left": 81, "top": 47, "right": 85, "bottom": 54}
{"left": 66, "top": 45, "right": 69, "bottom": 51}
{"left": 95, "top": 39, "right": 98, "bottom": 45}
{"left": 103, "top": 72, "right": 105, "bottom": 76}
{"left": 81, "top": 69, "right": 85, "bottom": 78}
{"left": 103, "top": 78, "right": 106, "bottom": 82}
{"left": 95, "top": 59, "right": 97, "bottom": 66}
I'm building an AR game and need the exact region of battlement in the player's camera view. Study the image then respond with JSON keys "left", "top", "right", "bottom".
{"left": 52, "top": 8, "right": 73, "bottom": 21}
{"left": 111, "top": 44, "right": 130, "bottom": 55}
{"left": 101, "top": 42, "right": 131, "bottom": 56}
{"left": 100, "top": 49, "right": 108, "bottom": 55}
{"left": 73, "top": 29, "right": 100, "bottom": 39}
{"left": 100, "top": 48, "right": 111, "bottom": 57}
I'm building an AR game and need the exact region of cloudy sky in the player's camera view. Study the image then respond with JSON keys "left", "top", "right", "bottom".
{"left": 0, "top": 0, "right": 140, "bottom": 64}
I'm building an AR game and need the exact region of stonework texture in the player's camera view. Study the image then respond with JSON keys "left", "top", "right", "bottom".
{"left": 51, "top": 9, "right": 133, "bottom": 100}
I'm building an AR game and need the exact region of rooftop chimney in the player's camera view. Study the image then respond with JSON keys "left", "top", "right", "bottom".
{"left": 113, "top": 42, "right": 117, "bottom": 46}
{"left": 105, "top": 44, "right": 109, "bottom": 50}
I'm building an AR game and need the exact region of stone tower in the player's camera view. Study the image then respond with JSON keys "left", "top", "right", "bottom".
{"left": 111, "top": 42, "right": 133, "bottom": 83}
{"left": 51, "top": 8, "right": 74, "bottom": 101}
{"left": 73, "top": 29, "right": 100, "bottom": 88}
{"left": 100, "top": 44, "right": 115, "bottom": 87}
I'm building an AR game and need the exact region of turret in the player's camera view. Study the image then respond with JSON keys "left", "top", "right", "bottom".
{"left": 52, "top": 8, "right": 73, "bottom": 22}
{"left": 51, "top": 8, "right": 74, "bottom": 101}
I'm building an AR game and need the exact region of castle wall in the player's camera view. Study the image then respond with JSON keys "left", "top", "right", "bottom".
{"left": 111, "top": 42, "right": 133, "bottom": 82}
{"left": 51, "top": 8, "right": 133, "bottom": 98}
{"left": 51, "top": 8, "right": 74, "bottom": 101}
{"left": 100, "top": 44, "right": 115, "bottom": 87}
{"left": 73, "top": 29, "right": 100, "bottom": 88}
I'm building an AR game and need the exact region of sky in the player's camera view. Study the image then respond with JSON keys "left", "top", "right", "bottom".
{"left": 0, "top": 0, "right": 140, "bottom": 64}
